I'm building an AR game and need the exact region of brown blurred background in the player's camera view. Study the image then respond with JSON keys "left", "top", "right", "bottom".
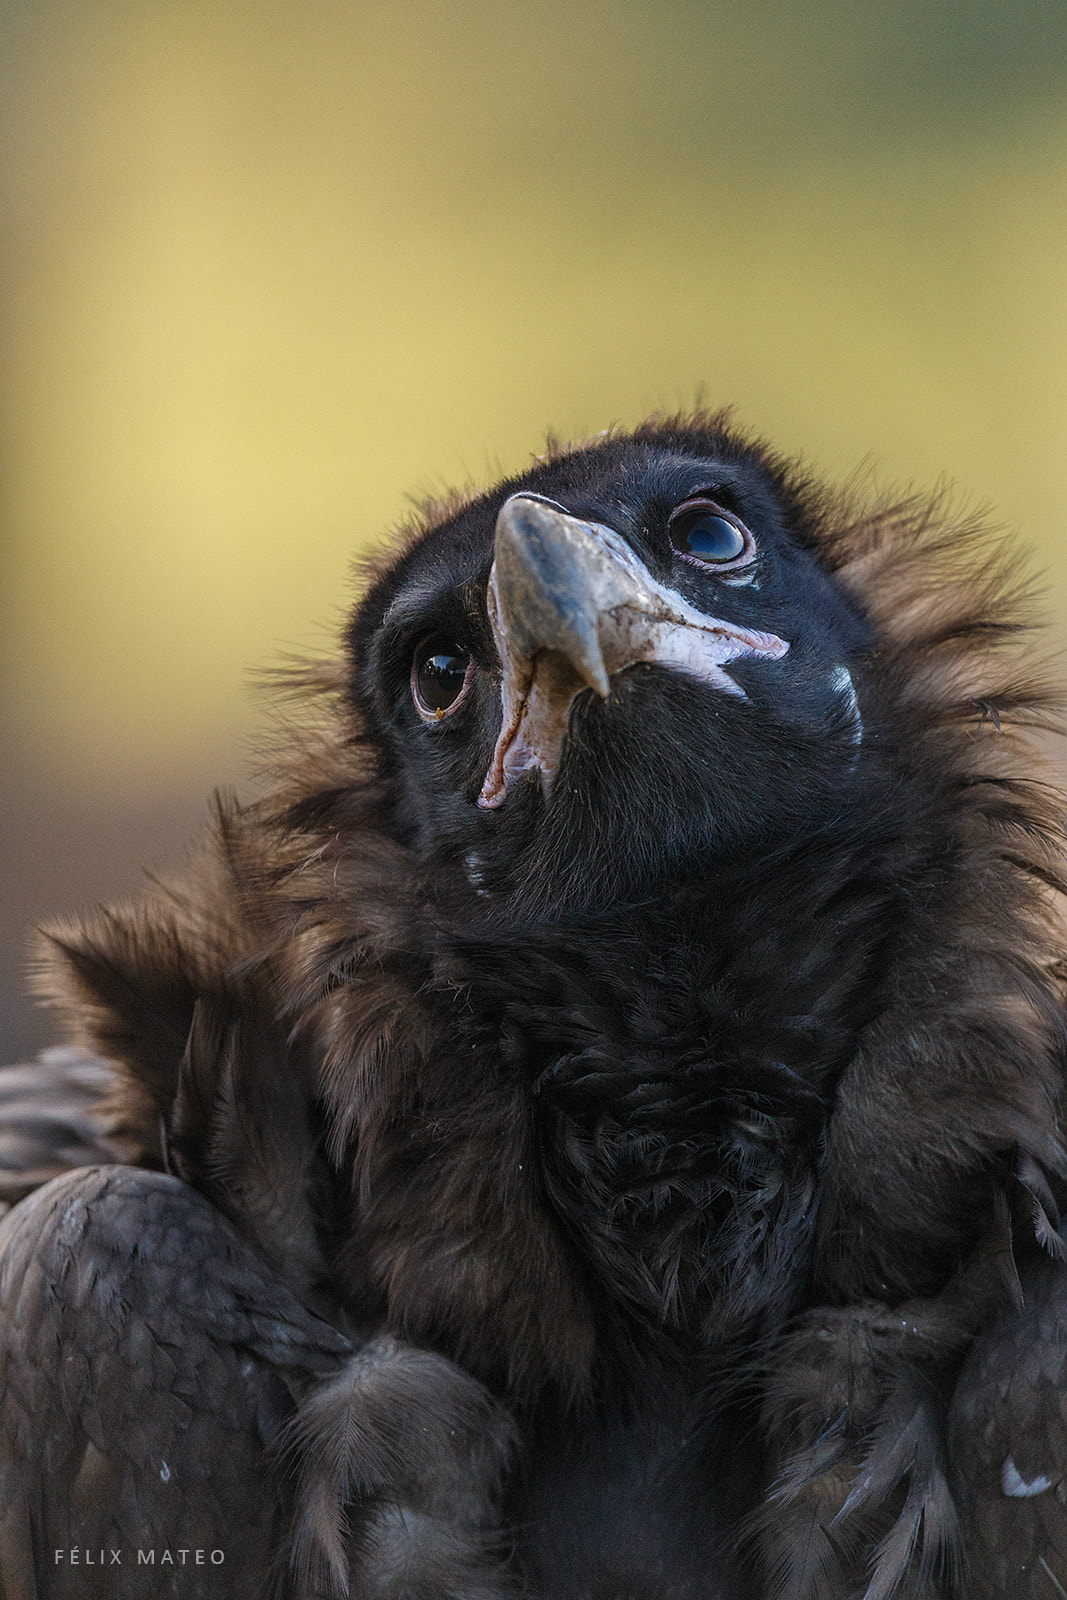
{"left": 3, "top": 0, "right": 1067, "bottom": 1062}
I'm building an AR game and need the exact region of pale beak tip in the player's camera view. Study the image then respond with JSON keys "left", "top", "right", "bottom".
{"left": 587, "top": 661, "right": 611, "bottom": 699}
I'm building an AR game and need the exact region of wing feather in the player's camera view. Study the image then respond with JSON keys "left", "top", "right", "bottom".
{"left": 0, "top": 1165, "right": 349, "bottom": 1600}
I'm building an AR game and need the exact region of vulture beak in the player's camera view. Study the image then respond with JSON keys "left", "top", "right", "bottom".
{"left": 478, "top": 495, "right": 789, "bottom": 809}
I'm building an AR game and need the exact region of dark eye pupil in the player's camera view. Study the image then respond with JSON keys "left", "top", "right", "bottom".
{"left": 670, "top": 511, "right": 746, "bottom": 563}
{"left": 415, "top": 643, "right": 470, "bottom": 713}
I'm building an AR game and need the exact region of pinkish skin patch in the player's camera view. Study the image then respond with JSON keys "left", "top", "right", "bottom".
{"left": 478, "top": 610, "right": 789, "bottom": 809}
{"left": 479, "top": 684, "right": 529, "bottom": 810}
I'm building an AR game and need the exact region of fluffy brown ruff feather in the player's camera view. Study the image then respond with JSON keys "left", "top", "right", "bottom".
{"left": 32, "top": 412, "right": 1067, "bottom": 1595}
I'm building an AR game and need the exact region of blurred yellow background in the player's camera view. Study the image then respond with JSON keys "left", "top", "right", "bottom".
{"left": 3, "top": 0, "right": 1067, "bottom": 1057}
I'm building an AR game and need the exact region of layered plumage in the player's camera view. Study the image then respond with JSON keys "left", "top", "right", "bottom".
{"left": 4, "top": 411, "right": 1067, "bottom": 1599}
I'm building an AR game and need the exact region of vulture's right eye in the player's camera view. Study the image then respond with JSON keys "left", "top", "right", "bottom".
{"left": 411, "top": 638, "right": 472, "bottom": 721}
{"left": 668, "top": 498, "right": 754, "bottom": 569}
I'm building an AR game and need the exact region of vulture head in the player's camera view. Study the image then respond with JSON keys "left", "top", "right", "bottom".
{"left": 352, "top": 430, "right": 870, "bottom": 914}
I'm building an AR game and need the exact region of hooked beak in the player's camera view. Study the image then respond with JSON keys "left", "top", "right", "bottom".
{"left": 478, "top": 495, "right": 789, "bottom": 809}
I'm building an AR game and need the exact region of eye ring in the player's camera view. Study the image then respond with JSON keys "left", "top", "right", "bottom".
{"left": 667, "top": 497, "right": 755, "bottom": 570}
{"left": 411, "top": 637, "right": 473, "bottom": 722}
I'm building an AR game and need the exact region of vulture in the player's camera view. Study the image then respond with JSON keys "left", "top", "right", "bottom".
{"left": 4, "top": 410, "right": 1067, "bottom": 1600}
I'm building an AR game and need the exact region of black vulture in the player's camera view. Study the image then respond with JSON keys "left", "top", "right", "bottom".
{"left": 3, "top": 411, "right": 1067, "bottom": 1599}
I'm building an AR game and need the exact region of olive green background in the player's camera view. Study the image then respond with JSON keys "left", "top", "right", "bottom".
{"left": 3, "top": 0, "right": 1067, "bottom": 1058}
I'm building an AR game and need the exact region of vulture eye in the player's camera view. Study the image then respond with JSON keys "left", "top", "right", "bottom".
{"left": 668, "top": 498, "right": 753, "bottom": 568}
{"left": 412, "top": 638, "right": 472, "bottom": 721}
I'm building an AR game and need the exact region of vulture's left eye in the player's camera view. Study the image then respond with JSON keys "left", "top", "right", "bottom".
{"left": 412, "top": 638, "right": 473, "bottom": 721}
{"left": 668, "top": 499, "right": 754, "bottom": 568}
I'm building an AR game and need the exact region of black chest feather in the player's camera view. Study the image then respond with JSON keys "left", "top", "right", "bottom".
{"left": 440, "top": 844, "right": 899, "bottom": 1346}
{"left": 512, "top": 1367, "right": 763, "bottom": 1600}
